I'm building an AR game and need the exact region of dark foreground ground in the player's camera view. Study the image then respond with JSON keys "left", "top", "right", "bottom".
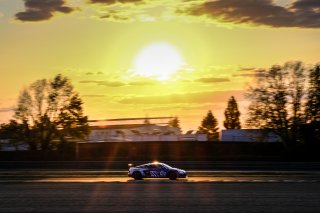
{"left": 1, "top": 182, "right": 320, "bottom": 213}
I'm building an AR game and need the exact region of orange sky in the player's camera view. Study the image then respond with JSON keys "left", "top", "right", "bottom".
{"left": 0, "top": 0, "right": 320, "bottom": 131}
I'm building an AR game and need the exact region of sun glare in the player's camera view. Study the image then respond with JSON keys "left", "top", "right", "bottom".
{"left": 134, "top": 42, "right": 184, "bottom": 80}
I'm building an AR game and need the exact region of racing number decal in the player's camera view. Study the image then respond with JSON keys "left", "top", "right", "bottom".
{"left": 150, "top": 171, "right": 158, "bottom": 177}
{"left": 160, "top": 171, "right": 166, "bottom": 177}
{"left": 150, "top": 170, "right": 166, "bottom": 177}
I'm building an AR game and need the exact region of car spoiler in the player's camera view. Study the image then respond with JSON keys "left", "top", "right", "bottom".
{"left": 128, "top": 163, "right": 135, "bottom": 168}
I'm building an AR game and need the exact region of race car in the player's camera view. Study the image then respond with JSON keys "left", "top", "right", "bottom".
{"left": 128, "top": 162, "right": 187, "bottom": 180}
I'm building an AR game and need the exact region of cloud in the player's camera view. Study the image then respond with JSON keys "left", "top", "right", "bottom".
{"left": 89, "top": 0, "right": 150, "bottom": 21}
{"left": 254, "top": 69, "right": 267, "bottom": 77}
{"left": 195, "top": 77, "right": 230, "bottom": 83}
{"left": 292, "top": 0, "right": 320, "bottom": 9}
{"left": 99, "top": 10, "right": 131, "bottom": 21}
{"left": 85, "top": 72, "right": 104, "bottom": 75}
{"left": 90, "top": 0, "right": 144, "bottom": 5}
{"left": 117, "top": 90, "right": 244, "bottom": 104}
{"left": 141, "top": 103, "right": 224, "bottom": 112}
{"left": 79, "top": 80, "right": 126, "bottom": 87}
{"left": 15, "top": 0, "right": 74, "bottom": 22}
{"left": 0, "top": 107, "right": 14, "bottom": 113}
{"left": 233, "top": 69, "right": 267, "bottom": 77}
{"left": 233, "top": 73, "right": 256, "bottom": 77}
{"left": 237, "top": 67, "right": 257, "bottom": 72}
{"left": 13, "top": 0, "right": 320, "bottom": 26}
{"left": 78, "top": 78, "right": 160, "bottom": 87}
{"left": 82, "top": 95, "right": 106, "bottom": 98}
{"left": 180, "top": 0, "right": 320, "bottom": 28}
{"left": 129, "top": 79, "right": 159, "bottom": 86}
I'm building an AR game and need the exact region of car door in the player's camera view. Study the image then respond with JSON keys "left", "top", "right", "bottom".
{"left": 159, "top": 164, "right": 169, "bottom": 177}
{"left": 142, "top": 165, "right": 152, "bottom": 177}
{"left": 149, "top": 164, "right": 162, "bottom": 178}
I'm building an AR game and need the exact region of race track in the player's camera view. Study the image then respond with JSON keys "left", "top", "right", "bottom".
{"left": 1, "top": 162, "right": 320, "bottom": 212}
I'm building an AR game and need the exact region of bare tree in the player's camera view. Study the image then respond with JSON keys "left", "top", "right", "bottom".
{"left": 246, "top": 61, "right": 306, "bottom": 147}
{"left": 14, "top": 74, "right": 89, "bottom": 150}
{"left": 305, "top": 64, "right": 320, "bottom": 123}
{"left": 303, "top": 64, "right": 320, "bottom": 145}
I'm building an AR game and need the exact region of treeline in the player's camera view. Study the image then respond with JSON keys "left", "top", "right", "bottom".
{"left": 167, "top": 96, "right": 241, "bottom": 141}
{"left": 0, "top": 61, "right": 319, "bottom": 153}
{"left": 194, "top": 62, "right": 320, "bottom": 149}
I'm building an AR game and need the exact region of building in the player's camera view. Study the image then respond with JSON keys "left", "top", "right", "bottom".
{"left": 0, "top": 139, "right": 29, "bottom": 151}
{"left": 89, "top": 124, "right": 181, "bottom": 142}
{"left": 88, "top": 117, "right": 208, "bottom": 142}
{"left": 221, "top": 129, "right": 282, "bottom": 142}
{"left": 180, "top": 130, "right": 208, "bottom": 141}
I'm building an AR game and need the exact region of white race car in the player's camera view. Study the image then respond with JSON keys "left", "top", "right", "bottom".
{"left": 128, "top": 162, "right": 187, "bottom": 180}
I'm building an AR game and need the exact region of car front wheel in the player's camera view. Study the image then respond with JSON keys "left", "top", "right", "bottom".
{"left": 169, "top": 172, "right": 177, "bottom": 180}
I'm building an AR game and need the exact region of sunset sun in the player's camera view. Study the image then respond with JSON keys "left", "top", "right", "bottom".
{"left": 134, "top": 42, "right": 184, "bottom": 80}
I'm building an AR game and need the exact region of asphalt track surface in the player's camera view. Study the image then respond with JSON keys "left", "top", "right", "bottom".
{"left": 1, "top": 169, "right": 320, "bottom": 182}
{"left": 1, "top": 182, "right": 320, "bottom": 213}
{"left": 1, "top": 173, "right": 320, "bottom": 183}
{"left": 1, "top": 162, "right": 320, "bottom": 212}
{"left": 2, "top": 161, "right": 320, "bottom": 171}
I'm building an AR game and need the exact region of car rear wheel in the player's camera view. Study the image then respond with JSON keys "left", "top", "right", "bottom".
{"left": 132, "top": 171, "right": 142, "bottom": 180}
{"left": 169, "top": 172, "right": 177, "bottom": 180}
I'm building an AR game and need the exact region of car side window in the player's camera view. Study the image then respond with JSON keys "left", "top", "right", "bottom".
{"left": 144, "top": 164, "right": 161, "bottom": 169}
{"left": 152, "top": 164, "right": 161, "bottom": 169}
{"left": 159, "top": 165, "right": 165, "bottom": 169}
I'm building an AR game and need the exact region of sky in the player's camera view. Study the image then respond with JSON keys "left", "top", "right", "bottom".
{"left": 0, "top": 0, "right": 319, "bottom": 131}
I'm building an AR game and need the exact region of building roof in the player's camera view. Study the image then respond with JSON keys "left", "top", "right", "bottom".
{"left": 90, "top": 124, "right": 157, "bottom": 130}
